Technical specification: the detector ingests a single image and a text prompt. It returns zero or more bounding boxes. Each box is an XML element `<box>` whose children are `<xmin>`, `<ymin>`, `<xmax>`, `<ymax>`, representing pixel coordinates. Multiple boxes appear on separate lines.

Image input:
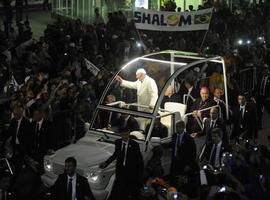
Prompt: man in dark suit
<box><xmin>4</xmin><ymin>105</ymin><xmax>33</xmax><ymax>172</ymax></box>
<box><xmin>31</xmin><ymin>107</ymin><xmax>54</xmax><ymax>165</ymax></box>
<box><xmin>199</xmin><ymin>128</ymin><xmax>231</xmax><ymax>169</ymax></box>
<box><xmin>51</xmin><ymin>157</ymin><xmax>96</xmax><ymax>200</ymax></box>
<box><xmin>99</xmin><ymin>127</ymin><xmax>144</xmax><ymax>200</ymax></box>
<box><xmin>145</xmin><ymin>117</ymin><xmax>168</xmax><ymax>138</ymax></box>
<box><xmin>116</xmin><ymin>113</ymin><xmax>140</xmax><ymax>132</ymax></box>
<box><xmin>191</xmin><ymin>107</ymin><xmax>228</xmax><ymax>145</ymax></box>
<box><xmin>170</xmin><ymin>120</ymin><xmax>197</xmax><ymax>178</ymax></box>
<box><xmin>212</xmin><ymin>87</ymin><xmax>230</xmax><ymax>122</ymax></box>
<box><xmin>170</xmin><ymin>121</ymin><xmax>198</xmax><ymax>198</ymax></box>
<box><xmin>231</xmin><ymin>94</ymin><xmax>258</xmax><ymax>140</ymax></box>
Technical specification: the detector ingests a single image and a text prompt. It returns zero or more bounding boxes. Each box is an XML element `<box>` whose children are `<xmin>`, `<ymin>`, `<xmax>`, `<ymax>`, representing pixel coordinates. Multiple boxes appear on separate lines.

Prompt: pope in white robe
<box><xmin>116</xmin><ymin>68</ymin><xmax>158</xmax><ymax>112</ymax></box>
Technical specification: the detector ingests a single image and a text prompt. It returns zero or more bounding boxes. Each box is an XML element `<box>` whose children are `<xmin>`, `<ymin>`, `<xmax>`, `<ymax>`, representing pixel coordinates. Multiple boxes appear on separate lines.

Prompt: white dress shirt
<box><xmin>67</xmin><ymin>174</ymin><xmax>77</xmax><ymax>200</ymax></box>
<box><xmin>15</xmin><ymin>117</ymin><xmax>23</xmax><ymax>144</ymax></box>
<box><xmin>122</xmin><ymin>140</ymin><xmax>129</xmax><ymax>166</ymax></box>
<box><xmin>37</xmin><ymin>118</ymin><xmax>43</xmax><ymax>131</ymax></box>
<box><xmin>240</xmin><ymin>103</ymin><xmax>246</xmax><ymax>118</ymax></box>
<box><xmin>210</xmin><ymin>119</ymin><xmax>217</xmax><ymax>129</ymax></box>
<box><xmin>209</xmin><ymin>141</ymin><xmax>222</xmax><ymax>168</ymax></box>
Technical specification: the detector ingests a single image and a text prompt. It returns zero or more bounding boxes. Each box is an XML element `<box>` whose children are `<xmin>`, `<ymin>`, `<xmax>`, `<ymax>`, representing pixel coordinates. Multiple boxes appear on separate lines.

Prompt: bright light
<box><xmin>136</xmin><ymin>42</ymin><xmax>142</xmax><ymax>47</ymax></box>
<box><xmin>87</xmin><ymin>170</ymin><xmax>100</xmax><ymax>183</ymax></box>
<box><xmin>173</xmin><ymin>193</ymin><xmax>178</xmax><ymax>199</ymax></box>
<box><xmin>203</xmin><ymin>165</ymin><xmax>207</xmax><ymax>169</ymax></box>
<box><xmin>44</xmin><ymin>160</ymin><xmax>53</xmax><ymax>172</ymax></box>
<box><xmin>237</xmin><ymin>39</ymin><xmax>243</xmax><ymax>45</ymax></box>
<box><xmin>246</xmin><ymin>40</ymin><xmax>251</xmax><ymax>44</ymax></box>
<box><xmin>218</xmin><ymin>186</ymin><xmax>226</xmax><ymax>193</ymax></box>
<box><xmin>135</xmin><ymin>0</ymin><xmax>148</xmax><ymax>9</ymax></box>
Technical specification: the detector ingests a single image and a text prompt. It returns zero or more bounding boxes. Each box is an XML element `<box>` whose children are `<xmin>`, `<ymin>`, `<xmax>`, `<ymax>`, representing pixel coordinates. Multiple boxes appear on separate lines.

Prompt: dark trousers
<box><xmin>109</xmin><ymin>168</ymin><xmax>140</xmax><ymax>200</ymax></box>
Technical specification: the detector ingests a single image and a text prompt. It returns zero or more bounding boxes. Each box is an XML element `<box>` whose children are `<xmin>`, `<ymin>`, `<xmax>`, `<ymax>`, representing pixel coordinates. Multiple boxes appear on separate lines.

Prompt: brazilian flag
<box><xmin>194</xmin><ymin>12</ymin><xmax>211</xmax><ymax>24</ymax></box>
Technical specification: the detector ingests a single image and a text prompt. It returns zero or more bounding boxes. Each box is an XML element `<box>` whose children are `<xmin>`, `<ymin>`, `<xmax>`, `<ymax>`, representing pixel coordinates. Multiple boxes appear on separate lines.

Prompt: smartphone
<box><xmin>218</xmin><ymin>186</ymin><xmax>226</xmax><ymax>193</ymax></box>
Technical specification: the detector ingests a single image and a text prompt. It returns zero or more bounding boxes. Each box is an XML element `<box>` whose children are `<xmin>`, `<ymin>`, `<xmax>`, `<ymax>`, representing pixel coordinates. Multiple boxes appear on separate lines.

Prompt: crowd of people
<box><xmin>0</xmin><ymin>0</ymin><xmax>270</xmax><ymax>200</ymax></box>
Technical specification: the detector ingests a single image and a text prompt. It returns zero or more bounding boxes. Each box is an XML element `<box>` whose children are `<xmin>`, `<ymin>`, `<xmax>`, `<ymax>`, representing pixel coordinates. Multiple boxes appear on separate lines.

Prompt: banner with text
<box><xmin>133</xmin><ymin>8</ymin><xmax>213</xmax><ymax>31</ymax></box>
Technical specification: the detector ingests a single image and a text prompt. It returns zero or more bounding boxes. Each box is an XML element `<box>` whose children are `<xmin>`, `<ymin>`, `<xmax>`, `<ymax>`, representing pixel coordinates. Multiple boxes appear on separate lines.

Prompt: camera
<box><xmin>259</xmin><ymin>175</ymin><xmax>264</xmax><ymax>181</ymax></box>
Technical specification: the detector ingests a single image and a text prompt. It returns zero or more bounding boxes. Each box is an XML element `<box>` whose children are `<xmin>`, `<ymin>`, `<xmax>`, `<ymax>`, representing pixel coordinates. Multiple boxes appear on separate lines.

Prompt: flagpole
<box><xmin>199</xmin><ymin>8</ymin><xmax>214</xmax><ymax>51</ymax></box>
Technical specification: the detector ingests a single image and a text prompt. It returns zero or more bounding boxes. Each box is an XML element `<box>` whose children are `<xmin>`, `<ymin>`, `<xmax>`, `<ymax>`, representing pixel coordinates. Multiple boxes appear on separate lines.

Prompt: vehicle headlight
<box><xmin>86</xmin><ymin>170</ymin><xmax>101</xmax><ymax>183</ymax></box>
<box><xmin>44</xmin><ymin>160</ymin><xmax>53</xmax><ymax>172</ymax></box>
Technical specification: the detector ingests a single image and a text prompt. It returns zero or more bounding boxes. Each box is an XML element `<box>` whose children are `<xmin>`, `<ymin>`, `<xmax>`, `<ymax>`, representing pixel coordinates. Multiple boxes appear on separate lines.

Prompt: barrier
<box><xmin>236</xmin><ymin>67</ymin><xmax>257</xmax><ymax>94</ymax></box>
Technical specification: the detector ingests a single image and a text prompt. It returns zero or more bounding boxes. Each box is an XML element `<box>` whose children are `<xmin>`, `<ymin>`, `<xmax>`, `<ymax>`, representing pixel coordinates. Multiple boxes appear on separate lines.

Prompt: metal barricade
<box><xmin>237</xmin><ymin>67</ymin><xmax>257</xmax><ymax>94</ymax></box>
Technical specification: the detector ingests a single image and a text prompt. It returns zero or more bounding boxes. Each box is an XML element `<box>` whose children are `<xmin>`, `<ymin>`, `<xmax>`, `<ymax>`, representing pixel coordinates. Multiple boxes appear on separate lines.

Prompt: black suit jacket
<box><xmin>160</xmin><ymin>93</ymin><xmax>182</xmax><ymax>109</ymax></box>
<box><xmin>170</xmin><ymin>132</ymin><xmax>198</xmax><ymax>175</ymax></box>
<box><xmin>51</xmin><ymin>173</ymin><xmax>96</xmax><ymax>200</ymax></box>
<box><xmin>213</xmin><ymin>98</ymin><xmax>230</xmax><ymax>122</ymax></box>
<box><xmin>186</xmin><ymin>87</ymin><xmax>199</xmax><ymax>113</ymax></box>
<box><xmin>199</xmin><ymin>141</ymin><xmax>231</xmax><ymax>168</ymax></box>
<box><xmin>188</xmin><ymin>98</ymin><xmax>216</xmax><ymax>132</ymax></box>
<box><xmin>6</xmin><ymin>117</ymin><xmax>33</xmax><ymax>155</ymax></box>
<box><xmin>191</xmin><ymin>98</ymin><xmax>216</xmax><ymax>119</ymax></box>
<box><xmin>117</xmin><ymin>116</ymin><xmax>140</xmax><ymax>132</ymax></box>
<box><xmin>231</xmin><ymin>102</ymin><xmax>258</xmax><ymax>139</ymax></box>
<box><xmin>104</xmin><ymin>139</ymin><xmax>144</xmax><ymax>183</ymax></box>
<box><xmin>31</xmin><ymin>119</ymin><xmax>54</xmax><ymax>162</ymax></box>
<box><xmin>197</xmin><ymin>118</ymin><xmax>228</xmax><ymax>145</ymax></box>
<box><xmin>145</xmin><ymin>123</ymin><xmax>168</xmax><ymax>139</ymax></box>
<box><xmin>98</xmin><ymin>110</ymin><xmax>118</xmax><ymax>129</ymax></box>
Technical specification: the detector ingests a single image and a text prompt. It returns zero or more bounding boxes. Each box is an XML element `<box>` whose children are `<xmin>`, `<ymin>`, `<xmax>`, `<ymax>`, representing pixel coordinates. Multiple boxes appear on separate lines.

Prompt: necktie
<box><xmin>240</xmin><ymin>108</ymin><xmax>244</xmax><ymax>119</ymax></box>
<box><xmin>174</xmin><ymin>134</ymin><xmax>180</xmax><ymax>157</ymax></box>
<box><xmin>209</xmin><ymin>144</ymin><xmax>217</xmax><ymax>166</ymax></box>
<box><xmin>35</xmin><ymin>123</ymin><xmax>39</xmax><ymax>150</ymax></box>
<box><xmin>15</xmin><ymin>120</ymin><xmax>20</xmax><ymax>145</ymax></box>
<box><xmin>210</xmin><ymin>121</ymin><xmax>214</xmax><ymax>129</ymax></box>
<box><xmin>67</xmin><ymin>178</ymin><xmax>73</xmax><ymax>200</ymax></box>
<box><xmin>260</xmin><ymin>76</ymin><xmax>267</xmax><ymax>95</ymax></box>
<box><xmin>121</xmin><ymin>143</ymin><xmax>126</xmax><ymax>166</ymax></box>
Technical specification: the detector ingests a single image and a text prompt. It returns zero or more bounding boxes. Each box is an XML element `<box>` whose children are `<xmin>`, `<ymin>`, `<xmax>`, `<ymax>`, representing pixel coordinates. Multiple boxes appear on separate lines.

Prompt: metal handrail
<box><xmin>184</xmin><ymin>105</ymin><xmax>221</xmax><ymax>130</ymax></box>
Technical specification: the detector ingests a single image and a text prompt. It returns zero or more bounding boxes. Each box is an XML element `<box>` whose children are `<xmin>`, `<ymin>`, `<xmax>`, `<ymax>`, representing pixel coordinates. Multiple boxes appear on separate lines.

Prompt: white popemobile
<box><xmin>41</xmin><ymin>50</ymin><xmax>230</xmax><ymax>200</ymax></box>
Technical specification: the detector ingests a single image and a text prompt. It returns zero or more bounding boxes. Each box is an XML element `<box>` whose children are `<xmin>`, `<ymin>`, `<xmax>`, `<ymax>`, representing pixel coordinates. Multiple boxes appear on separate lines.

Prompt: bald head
<box><xmin>200</xmin><ymin>87</ymin><xmax>209</xmax><ymax>101</ymax></box>
<box><xmin>210</xmin><ymin>107</ymin><xmax>218</xmax><ymax>120</ymax></box>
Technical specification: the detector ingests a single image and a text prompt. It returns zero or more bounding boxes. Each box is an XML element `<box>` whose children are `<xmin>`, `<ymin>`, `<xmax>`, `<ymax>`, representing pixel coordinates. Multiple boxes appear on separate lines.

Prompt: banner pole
<box><xmin>199</xmin><ymin>8</ymin><xmax>214</xmax><ymax>51</ymax></box>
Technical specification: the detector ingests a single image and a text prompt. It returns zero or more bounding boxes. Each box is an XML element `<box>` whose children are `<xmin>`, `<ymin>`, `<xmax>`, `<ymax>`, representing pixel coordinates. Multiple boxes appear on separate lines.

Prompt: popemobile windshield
<box><xmin>41</xmin><ymin>50</ymin><xmax>229</xmax><ymax>200</ymax></box>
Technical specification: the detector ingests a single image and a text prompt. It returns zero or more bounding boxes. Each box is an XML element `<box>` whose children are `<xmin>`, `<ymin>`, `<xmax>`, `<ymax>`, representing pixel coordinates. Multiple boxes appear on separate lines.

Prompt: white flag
<box><xmin>84</xmin><ymin>58</ymin><xmax>100</xmax><ymax>76</ymax></box>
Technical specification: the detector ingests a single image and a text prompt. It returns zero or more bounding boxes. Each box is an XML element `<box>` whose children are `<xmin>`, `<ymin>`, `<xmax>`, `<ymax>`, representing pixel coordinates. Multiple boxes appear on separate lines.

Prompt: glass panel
<box><xmin>92</xmin><ymin>109</ymin><xmax>151</xmax><ymax>141</ymax></box>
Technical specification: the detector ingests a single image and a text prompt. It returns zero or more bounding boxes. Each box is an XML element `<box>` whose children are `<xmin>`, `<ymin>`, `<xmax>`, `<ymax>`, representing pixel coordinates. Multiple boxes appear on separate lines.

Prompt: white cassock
<box><xmin>121</xmin><ymin>75</ymin><xmax>158</xmax><ymax>112</ymax></box>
